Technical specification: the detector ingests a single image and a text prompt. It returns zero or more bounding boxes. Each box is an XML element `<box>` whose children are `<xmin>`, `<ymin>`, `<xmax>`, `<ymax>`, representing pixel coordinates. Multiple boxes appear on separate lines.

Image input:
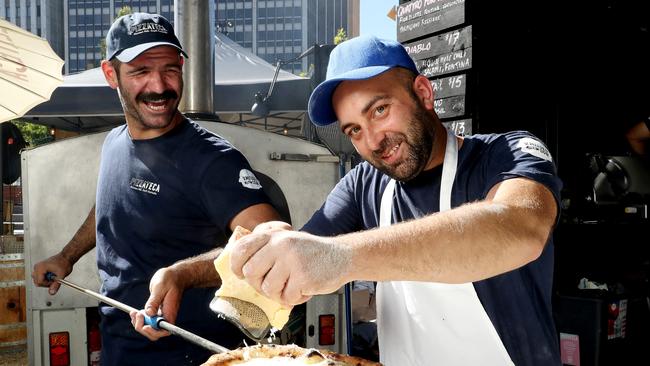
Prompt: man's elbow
<box><xmin>521</xmin><ymin>212</ymin><xmax>555</xmax><ymax>264</ymax></box>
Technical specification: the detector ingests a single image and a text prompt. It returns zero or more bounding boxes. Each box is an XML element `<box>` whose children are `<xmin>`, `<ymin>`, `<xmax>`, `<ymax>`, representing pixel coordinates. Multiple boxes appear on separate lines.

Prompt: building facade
<box><xmin>0</xmin><ymin>0</ymin><xmax>65</xmax><ymax>60</ymax></box>
<box><xmin>217</xmin><ymin>0</ymin><xmax>359</xmax><ymax>74</ymax></box>
<box><xmin>3</xmin><ymin>0</ymin><xmax>358</xmax><ymax>75</ymax></box>
<box><xmin>65</xmin><ymin>0</ymin><xmax>173</xmax><ymax>73</ymax></box>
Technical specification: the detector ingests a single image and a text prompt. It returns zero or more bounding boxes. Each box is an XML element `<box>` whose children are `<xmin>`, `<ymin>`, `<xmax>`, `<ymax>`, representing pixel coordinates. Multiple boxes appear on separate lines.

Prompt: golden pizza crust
<box><xmin>201</xmin><ymin>344</ymin><xmax>381</xmax><ymax>365</ymax></box>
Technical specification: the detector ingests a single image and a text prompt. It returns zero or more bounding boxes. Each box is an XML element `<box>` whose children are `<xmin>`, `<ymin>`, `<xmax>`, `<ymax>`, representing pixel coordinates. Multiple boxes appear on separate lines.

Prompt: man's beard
<box><xmin>368</xmin><ymin>101</ymin><xmax>435</xmax><ymax>182</ymax></box>
<box><xmin>117</xmin><ymin>80</ymin><xmax>182</xmax><ymax>130</ymax></box>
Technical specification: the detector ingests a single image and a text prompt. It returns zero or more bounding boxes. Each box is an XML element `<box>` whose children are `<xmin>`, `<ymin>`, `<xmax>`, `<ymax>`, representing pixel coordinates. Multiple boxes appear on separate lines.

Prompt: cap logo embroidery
<box><xmin>128</xmin><ymin>22</ymin><xmax>168</xmax><ymax>36</ymax></box>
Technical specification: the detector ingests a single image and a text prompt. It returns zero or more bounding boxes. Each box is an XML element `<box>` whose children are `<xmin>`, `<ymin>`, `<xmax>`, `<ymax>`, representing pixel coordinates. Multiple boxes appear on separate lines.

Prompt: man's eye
<box><xmin>346</xmin><ymin>127</ymin><xmax>361</xmax><ymax>137</ymax></box>
<box><xmin>374</xmin><ymin>105</ymin><xmax>387</xmax><ymax>117</ymax></box>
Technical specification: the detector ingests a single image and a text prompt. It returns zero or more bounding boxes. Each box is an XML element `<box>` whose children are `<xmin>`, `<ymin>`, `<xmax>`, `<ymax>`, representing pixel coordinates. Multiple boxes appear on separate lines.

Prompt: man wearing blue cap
<box><xmin>32</xmin><ymin>13</ymin><xmax>281</xmax><ymax>365</ymax></box>
<box><xmin>229</xmin><ymin>35</ymin><xmax>563</xmax><ymax>365</ymax></box>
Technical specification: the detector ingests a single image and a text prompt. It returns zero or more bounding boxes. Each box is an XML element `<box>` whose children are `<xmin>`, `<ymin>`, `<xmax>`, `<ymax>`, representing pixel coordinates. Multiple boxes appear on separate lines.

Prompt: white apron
<box><xmin>376</xmin><ymin>128</ymin><xmax>514</xmax><ymax>366</ymax></box>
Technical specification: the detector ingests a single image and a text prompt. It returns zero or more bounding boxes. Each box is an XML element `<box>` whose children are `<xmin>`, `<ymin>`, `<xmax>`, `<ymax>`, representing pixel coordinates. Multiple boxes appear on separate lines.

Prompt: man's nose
<box><xmin>365</xmin><ymin>128</ymin><xmax>386</xmax><ymax>152</ymax></box>
<box><xmin>147</xmin><ymin>72</ymin><xmax>167</xmax><ymax>92</ymax></box>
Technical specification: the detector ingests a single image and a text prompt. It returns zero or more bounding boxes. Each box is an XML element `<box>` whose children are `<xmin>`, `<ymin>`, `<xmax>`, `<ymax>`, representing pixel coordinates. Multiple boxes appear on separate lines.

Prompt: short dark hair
<box><xmin>110</xmin><ymin>59</ymin><xmax>122</xmax><ymax>77</ymax></box>
<box><xmin>393</xmin><ymin>67</ymin><xmax>420</xmax><ymax>102</ymax></box>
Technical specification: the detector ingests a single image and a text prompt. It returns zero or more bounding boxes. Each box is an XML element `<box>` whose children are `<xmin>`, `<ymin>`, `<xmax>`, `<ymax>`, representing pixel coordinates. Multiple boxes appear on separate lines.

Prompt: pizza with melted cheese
<box><xmin>201</xmin><ymin>344</ymin><xmax>381</xmax><ymax>366</ymax></box>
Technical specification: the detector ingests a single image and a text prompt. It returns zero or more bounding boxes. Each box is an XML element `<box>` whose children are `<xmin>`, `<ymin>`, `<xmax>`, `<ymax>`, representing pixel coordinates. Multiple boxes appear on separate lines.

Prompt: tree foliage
<box><xmin>334</xmin><ymin>28</ymin><xmax>348</xmax><ymax>45</ymax></box>
<box><xmin>12</xmin><ymin>120</ymin><xmax>50</xmax><ymax>147</ymax></box>
<box><xmin>99</xmin><ymin>6</ymin><xmax>133</xmax><ymax>60</ymax></box>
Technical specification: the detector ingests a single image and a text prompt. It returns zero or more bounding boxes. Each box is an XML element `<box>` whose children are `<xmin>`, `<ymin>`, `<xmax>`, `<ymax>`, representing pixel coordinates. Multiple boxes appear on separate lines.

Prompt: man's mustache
<box><xmin>137</xmin><ymin>90</ymin><xmax>178</xmax><ymax>103</ymax></box>
<box><xmin>373</xmin><ymin>135</ymin><xmax>403</xmax><ymax>158</ymax></box>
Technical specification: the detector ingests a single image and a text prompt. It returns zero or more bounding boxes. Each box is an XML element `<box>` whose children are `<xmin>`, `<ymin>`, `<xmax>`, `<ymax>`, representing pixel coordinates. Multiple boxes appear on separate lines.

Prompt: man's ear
<box><xmin>101</xmin><ymin>60</ymin><xmax>119</xmax><ymax>90</ymax></box>
<box><xmin>412</xmin><ymin>75</ymin><xmax>435</xmax><ymax>111</ymax></box>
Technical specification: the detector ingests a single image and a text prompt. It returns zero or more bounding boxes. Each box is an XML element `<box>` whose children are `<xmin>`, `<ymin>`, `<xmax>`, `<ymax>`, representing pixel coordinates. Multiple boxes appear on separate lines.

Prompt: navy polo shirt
<box><xmin>95</xmin><ymin>119</ymin><xmax>270</xmax><ymax>365</ymax></box>
<box><xmin>302</xmin><ymin>130</ymin><xmax>563</xmax><ymax>366</ymax></box>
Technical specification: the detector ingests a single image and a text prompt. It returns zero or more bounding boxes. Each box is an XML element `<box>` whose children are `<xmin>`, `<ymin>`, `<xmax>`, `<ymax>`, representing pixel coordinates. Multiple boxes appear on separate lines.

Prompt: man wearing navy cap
<box><xmin>229</xmin><ymin>35</ymin><xmax>563</xmax><ymax>365</ymax></box>
<box><xmin>32</xmin><ymin>13</ymin><xmax>281</xmax><ymax>365</ymax></box>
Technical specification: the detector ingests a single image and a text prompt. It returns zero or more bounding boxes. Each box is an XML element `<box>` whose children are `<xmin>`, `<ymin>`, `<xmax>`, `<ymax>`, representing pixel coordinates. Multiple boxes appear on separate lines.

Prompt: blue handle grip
<box><xmin>144</xmin><ymin>315</ymin><xmax>164</xmax><ymax>330</ymax></box>
<box><xmin>45</xmin><ymin>272</ymin><xmax>56</xmax><ymax>282</ymax></box>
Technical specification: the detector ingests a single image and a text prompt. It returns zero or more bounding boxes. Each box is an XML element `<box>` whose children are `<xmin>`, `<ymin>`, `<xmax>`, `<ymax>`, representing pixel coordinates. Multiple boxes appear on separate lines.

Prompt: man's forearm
<box><xmin>60</xmin><ymin>206</ymin><xmax>97</xmax><ymax>264</ymax></box>
<box><xmin>340</xmin><ymin>179</ymin><xmax>557</xmax><ymax>284</ymax></box>
<box><xmin>168</xmin><ymin>247</ymin><xmax>224</xmax><ymax>288</ymax></box>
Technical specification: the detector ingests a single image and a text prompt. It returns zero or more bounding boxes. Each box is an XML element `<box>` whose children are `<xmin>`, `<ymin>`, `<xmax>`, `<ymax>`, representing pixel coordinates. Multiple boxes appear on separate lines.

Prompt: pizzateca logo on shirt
<box><xmin>238</xmin><ymin>169</ymin><xmax>262</xmax><ymax>190</ymax></box>
<box><xmin>129</xmin><ymin>177</ymin><xmax>160</xmax><ymax>195</ymax></box>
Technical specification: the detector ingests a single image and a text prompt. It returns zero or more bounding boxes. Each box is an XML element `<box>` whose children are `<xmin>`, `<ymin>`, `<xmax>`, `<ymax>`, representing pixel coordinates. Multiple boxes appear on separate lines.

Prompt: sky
<box><xmin>360</xmin><ymin>0</ymin><xmax>398</xmax><ymax>40</ymax></box>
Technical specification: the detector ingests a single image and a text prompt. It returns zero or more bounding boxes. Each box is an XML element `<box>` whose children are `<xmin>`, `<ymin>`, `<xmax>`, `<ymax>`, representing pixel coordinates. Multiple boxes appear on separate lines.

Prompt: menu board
<box><xmin>397</xmin><ymin>0</ymin><xmax>466</xmax><ymax>43</ymax></box>
<box><xmin>399</xmin><ymin>3</ymin><xmax>471</xmax><ymax>135</ymax></box>
<box><xmin>443</xmin><ymin>119</ymin><xmax>472</xmax><ymax>136</ymax></box>
<box><xmin>430</xmin><ymin>74</ymin><xmax>466</xmax><ymax>99</ymax></box>
<box><xmin>404</xmin><ymin>26</ymin><xmax>471</xmax><ymax>60</ymax></box>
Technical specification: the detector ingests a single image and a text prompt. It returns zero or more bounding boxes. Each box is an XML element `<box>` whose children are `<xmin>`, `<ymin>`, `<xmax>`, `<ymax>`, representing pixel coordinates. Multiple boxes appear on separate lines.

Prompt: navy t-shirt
<box><xmin>302</xmin><ymin>131</ymin><xmax>563</xmax><ymax>366</ymax></box>
<box><xmin>95</xmin><ymin>119</ymin><xmax>270</xmax><ymax>365</ymax></box>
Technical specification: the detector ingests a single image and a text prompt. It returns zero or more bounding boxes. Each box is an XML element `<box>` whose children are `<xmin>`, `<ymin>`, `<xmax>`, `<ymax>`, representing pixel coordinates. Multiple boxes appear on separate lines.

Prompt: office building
<box><xmin>217</xmin><ymin>0</ymin><xmax>359</xmax><ymax>73</ymax></box>
<box><xmin>0</xmin><ymin>0</ymin><xmax>65</xmax><ymax>60</ymax></box>
<box><xmin>3</xmin><ymin>1</ymin><xmax>359</xmax><ymax>75</ymax></box>
<box><xmin>65</xmin><ymin>0</ymin><xmax>173</xmax><ymax>73</ymax></box>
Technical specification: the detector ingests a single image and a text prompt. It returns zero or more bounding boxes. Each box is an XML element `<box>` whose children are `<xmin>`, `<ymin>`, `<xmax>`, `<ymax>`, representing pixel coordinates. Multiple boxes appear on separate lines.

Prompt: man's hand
<box><xmin>130</xmin><ymin>267</ymin><xmax>185</xmax><ymax>341</ymax></box>
<box><xmin>129</xmin><ymin>309</ymin><xmax>169</xmax><ymax>341</ymax></box>
<box><xmin>252</xmin><ymin>220</ymin><xmax>292</xmax><ymax>233</ymax></box>
<box><xmin>229</xmin><ymin>230</ymin><xmax>352</xmax><ymax>306</ymax></box>
<box><xmin>31</xmin><ymin>253</ymin><xmax>74</xmax><ymax>295</ymax></box>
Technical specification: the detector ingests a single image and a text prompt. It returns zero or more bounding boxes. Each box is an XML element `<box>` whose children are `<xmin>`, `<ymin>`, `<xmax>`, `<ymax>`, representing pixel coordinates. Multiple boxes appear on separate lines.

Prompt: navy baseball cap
<box><xmin>106</xmin><ymin>12</ymin><xmax>187</xmax><ymax>62</ymax></box>
<box><xmin>308</xmin><ymin>35</ymin><xmax>418</xmax><ymax>126</ymax></box>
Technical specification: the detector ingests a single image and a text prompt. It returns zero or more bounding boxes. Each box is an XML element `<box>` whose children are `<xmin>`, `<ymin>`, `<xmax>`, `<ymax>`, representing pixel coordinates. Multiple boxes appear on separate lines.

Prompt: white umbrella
<box><xmin>0</xmin><ymin>19</ymin><xmax>64</xmax><ymax>122</ymax></box>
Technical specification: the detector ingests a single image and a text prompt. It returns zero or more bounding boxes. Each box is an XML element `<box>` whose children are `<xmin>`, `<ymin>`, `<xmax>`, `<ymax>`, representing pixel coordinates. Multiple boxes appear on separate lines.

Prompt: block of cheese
<box><xmin>214</xmin><ymin>226</ymin><xmax>292</xmax><ymax>330</ymax></box>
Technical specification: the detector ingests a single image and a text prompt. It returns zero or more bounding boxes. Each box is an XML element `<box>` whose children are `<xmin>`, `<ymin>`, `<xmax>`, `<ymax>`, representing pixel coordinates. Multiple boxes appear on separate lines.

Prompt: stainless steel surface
<box><xmin>209</xmin><ymin>296</ymin><xmax>272</xmax><ymax>342</ymax></box>
<box><xmin>176</xmin><ymin>0</ymin><xmax>215</xmax><ymax>115</ymax></box>
<box><xmin>23</xmin><ymin>131</ymin><xmax>106</xmax><ymax>311</ymax></box>
<box><xmin>23</xmin><ymin>124</ymin><xmax>336</xmax><ymax>310</ymax></box>
<box><xmin>305</xmin><ymin>292</ymin><xmax>346</xmax><ymax>352</ymax></box>
<box><xmin>22</xmin><ymin>121</ymin><xmax>339</xmax><ymax>363</ymax></box>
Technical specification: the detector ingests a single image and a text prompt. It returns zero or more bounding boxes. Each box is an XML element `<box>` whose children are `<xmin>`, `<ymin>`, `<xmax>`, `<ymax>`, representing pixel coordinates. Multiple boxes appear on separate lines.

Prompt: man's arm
<box><xmin>345</xmin><ymin>177</ymin><xmax>557</xmax><ymax>284</ymax></box>
<box><xmin>133</xmin><ymin>203</ymin><xmax>281</xmax><ymax>341</ymax></box>
<box><xmin>31</xmin><ymin>205</ymin><xmax>96</xmax><ymax>295</ymax></box>
<box><xmin>161</xmin><ymin>202</ymin><xmax>281</xmax><ymax>290</ymax></box>
<box><xmin>231</xmin><ymin>178</ymin><xmax>558</xmax><ymax>305</ymax></box>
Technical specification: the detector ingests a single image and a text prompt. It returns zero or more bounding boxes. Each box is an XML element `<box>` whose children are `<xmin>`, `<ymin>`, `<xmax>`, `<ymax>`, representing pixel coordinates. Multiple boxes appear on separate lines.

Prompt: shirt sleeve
<box><xmin>199</xmin><ymin>149</ymin><xmax>271</xmax><ymax>231</ymax></box>
<box><xmin>301</xmin><ymin>165</ymin><xmax>364</xmax><ymax>236</ymax></box>
<box><xmin>483</xmin><ymin>131</ymin><xmax>563</xmax><ymax>205</ymax></box>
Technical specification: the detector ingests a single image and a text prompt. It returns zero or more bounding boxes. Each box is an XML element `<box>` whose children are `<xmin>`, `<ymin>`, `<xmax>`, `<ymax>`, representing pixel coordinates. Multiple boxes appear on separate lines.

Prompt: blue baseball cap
<box><xmin>308</xmin><ymin>35</ymin><xmax>418</xmax><ymax>126</ymax></box>
<box><xmin>106</xmin><ymin>13</ymin><xmax>187</xmax><ymax>62</ymax></box>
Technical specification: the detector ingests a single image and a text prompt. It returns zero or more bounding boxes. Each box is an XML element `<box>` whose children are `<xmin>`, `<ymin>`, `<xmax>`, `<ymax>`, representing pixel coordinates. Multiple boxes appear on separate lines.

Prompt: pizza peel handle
<box><xmin>44</xmin><ymin>272</ymin><xmax>230</xmax><ymax>354</ymax></box>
